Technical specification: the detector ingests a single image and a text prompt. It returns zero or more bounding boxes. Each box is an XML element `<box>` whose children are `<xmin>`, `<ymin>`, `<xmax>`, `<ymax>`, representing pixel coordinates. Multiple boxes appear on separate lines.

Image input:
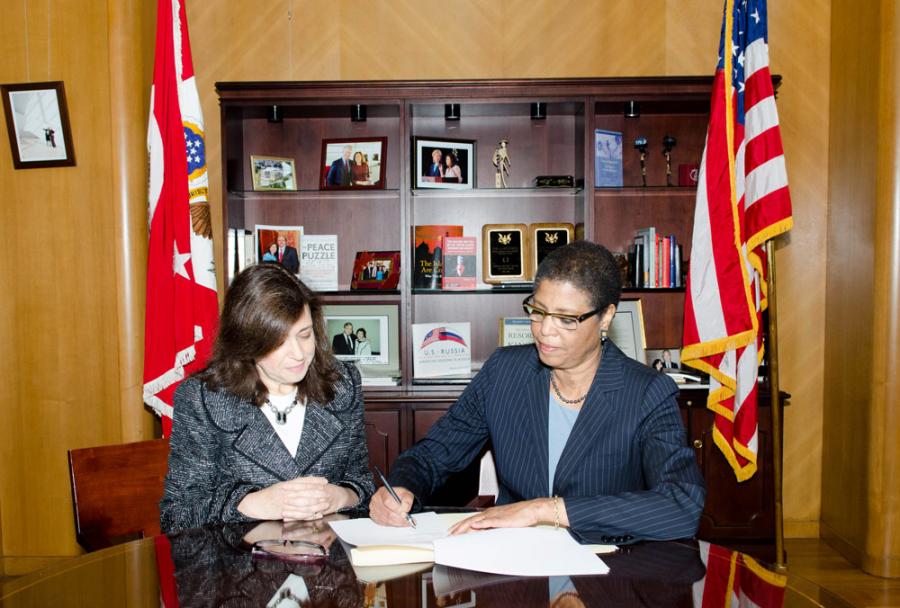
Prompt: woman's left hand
<box><xmin>281</xmin><ymin>476</ymin><xmax>358</xmax><ymax>521</ymax></box>
<box><xmin>448</xmin><ymin>498</ymin><xmax>557</xmax><ymax>535</ymax></box>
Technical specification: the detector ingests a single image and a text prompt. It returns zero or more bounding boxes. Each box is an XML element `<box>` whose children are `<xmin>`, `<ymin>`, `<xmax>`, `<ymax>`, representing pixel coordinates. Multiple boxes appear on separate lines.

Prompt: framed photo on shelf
<box><xmin>323</xmin><ymin>304</ymin><xmax>400</xmax><ymax>377</ymax></box>
<box><xmin>646</xmin><ymin>347</ymin><xmax>681</xmax><ymax>371</ymax></box>
<box><xmin>529</xmin><ymin>223</ymin><xmax>574</xmax><ymax>271</ymax></box>
<box><xmin>608</xmin><ymin>299</ymin><xmax>646</xmax><ymax>364</ymax></box>
<box><xmin>482</xmin><ymin>223</ymin><xmax>530</xmax><ymax>284</ymax></box>
<box><xmin>319</xmin><ymin>137</ymin><xmax>387</xmax><ymax>190</ymax></box>
<box><xmin>254</xmin><ymin>224</ymin><xmax>303</xmax><ymax>275</ymax></box>
<box><xmin>1</xmin><ymin>81</ymin><xmax>75</xmax><ymax>169</ymax></box>
<box><xmin>350</xmin><ymin>250</ymin><xmax>401</xmax><ymax>290</ymax></box>
<box><xmin>413</xmin><ymin>136</ymin><xmax>475</xmax><ymax>189</ymax></box>
<box><xmin>250</xmin><ymin>155</ymin><xmax>297</xmax><ymax>191</ymax></box>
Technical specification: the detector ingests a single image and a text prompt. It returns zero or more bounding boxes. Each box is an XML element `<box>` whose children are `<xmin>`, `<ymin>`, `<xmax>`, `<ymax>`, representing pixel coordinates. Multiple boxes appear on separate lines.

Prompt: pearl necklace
<box><xmin>550</xmin><ymin>372</ymin><xmax>588</xmax><ymax>405</ymax></box>
<box><xmin>265</xmin><ymin>392</ymin><xmax>300</xmax><ymax>425</ymax></box>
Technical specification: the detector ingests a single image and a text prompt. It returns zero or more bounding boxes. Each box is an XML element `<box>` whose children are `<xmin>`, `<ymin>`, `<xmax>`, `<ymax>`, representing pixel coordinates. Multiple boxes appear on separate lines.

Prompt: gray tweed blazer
<box><xmin>160</xmin><ymin>361</ymin><xmax>375</xmax><ymax>534</ymax></box>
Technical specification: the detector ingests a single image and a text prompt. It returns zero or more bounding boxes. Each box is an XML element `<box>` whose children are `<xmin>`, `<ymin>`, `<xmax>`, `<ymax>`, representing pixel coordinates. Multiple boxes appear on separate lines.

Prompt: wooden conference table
<box><xmin>1</xmin><ymin>515</ymin><xmax>850</xmax><ymax>608</ymax></box>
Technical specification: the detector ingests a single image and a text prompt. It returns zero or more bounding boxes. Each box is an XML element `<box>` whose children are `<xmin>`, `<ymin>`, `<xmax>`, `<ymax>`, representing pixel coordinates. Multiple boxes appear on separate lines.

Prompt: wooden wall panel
<box><xmin>822</xmin><ymin>0</ymin><xmax>879</xmax><ymax>566</ymax></box>
<box><xmin>0</xmin><ymin>0</ymin><xmax>131</xmax><ymax>562</ymax></box>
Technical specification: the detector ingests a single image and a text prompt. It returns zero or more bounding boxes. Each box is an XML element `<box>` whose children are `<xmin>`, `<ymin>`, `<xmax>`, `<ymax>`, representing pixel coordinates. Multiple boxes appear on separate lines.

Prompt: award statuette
<box><xmin>634</xmin><ymin>137</ymin><xmax>649</xmax><ymax>187</ymax></box>
<box><xmin>492</xmin><ymin>139</ymin><xmax>511</xmax><ymax>188</ymax></box>
<box><xmin>662</xmin><ymin>134</ymin><xmax>677</xmax><ymax>186</ymax></box>
<box><xmin>529</xmin><ymin>223</ymin><xmax>574</xmax><ymax>271</ymax></box>
<box><xmin>482</xmin><ymin>223</ymin><xmax>530</xmax><ymax>284</ymax></box>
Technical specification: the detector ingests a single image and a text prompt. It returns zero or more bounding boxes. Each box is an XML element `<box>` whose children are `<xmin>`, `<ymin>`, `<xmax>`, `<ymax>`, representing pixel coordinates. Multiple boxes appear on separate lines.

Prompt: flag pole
<box><xmin>766</xmin><ymin>242</ymin><xmax>786</xmax><ymax>570</ymax></box>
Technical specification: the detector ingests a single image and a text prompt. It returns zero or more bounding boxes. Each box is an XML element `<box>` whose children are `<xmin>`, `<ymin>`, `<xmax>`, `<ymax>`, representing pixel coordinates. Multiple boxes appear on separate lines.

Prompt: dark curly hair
<box><xmin>197</xmin><ymin>263</ymin><xmax>340</xmax><ymax>406</ymax></box>
<box><xmin>533</xmin><ymin>240</ymin><xmax>621</xmax><ymax>311</ymax></box>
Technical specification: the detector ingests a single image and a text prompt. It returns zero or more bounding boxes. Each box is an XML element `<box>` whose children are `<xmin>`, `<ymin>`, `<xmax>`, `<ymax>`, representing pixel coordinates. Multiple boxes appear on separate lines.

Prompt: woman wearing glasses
<box><xmin>370</xmin><ymin>240</ymin><xmax>704</xmax><ymax>544</ymax></box>
<box><xmin>160</xmin><ymin>263</ymin><xmax>375</xmax><ymax>534</ymax></box>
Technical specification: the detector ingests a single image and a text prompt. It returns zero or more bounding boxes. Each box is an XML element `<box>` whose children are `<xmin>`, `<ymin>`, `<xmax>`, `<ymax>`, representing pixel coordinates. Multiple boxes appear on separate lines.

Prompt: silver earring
<box><xmin>600</xmin><ymin>329</ymin><xmax>608</xmax><ymax>343</ymax></box>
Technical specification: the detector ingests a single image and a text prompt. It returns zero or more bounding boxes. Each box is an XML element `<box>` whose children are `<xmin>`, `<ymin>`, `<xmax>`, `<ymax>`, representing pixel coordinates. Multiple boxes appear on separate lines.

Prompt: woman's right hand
<box><xmin>238</xmin><ymin>476</ymin><xmax>334</xmax><ymax>521</ymax></box>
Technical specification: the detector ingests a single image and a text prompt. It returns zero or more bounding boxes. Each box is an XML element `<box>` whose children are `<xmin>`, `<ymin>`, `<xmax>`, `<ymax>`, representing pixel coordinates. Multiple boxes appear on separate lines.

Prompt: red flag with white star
<box><xmin>143</xmin><ymin>0</ymin><xmax>218</xmax><ymax>437</ymax></box>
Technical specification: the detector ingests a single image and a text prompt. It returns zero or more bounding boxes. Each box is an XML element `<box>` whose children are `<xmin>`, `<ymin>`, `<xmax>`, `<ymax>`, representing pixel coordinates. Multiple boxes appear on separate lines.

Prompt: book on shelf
<box><xmin>413</xmin><ymin>225</ymin><xmax>463</xmax><ymax>289</ymax></box>
<box><xmin>441</xmin><ymin>236</ymin><xmax>477</xmax><ymax>290</ymax></box>
<box><xmin>359</xmin><ymin>375</ymin><xmax>401</xmax><ymax>387</ymax></box>
<box><xmin>411</xmin><ymin>322</ymin><xmax>471</xmax><ymax>379</ymax></box>
<box><xmin>630</xmin><ymin>228</ymin><xmax>683</xmax><ymax>288</ymax></box>
<box><xmin>298</xmin><ymin>234</ymin><xmax>338</xmax><ymax>292</ymax></box>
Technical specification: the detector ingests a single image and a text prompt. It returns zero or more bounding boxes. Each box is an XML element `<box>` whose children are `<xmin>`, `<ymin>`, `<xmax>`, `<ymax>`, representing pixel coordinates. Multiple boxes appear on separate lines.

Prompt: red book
<box><xmin>413</xmin><ymin>225</ymin><xmax>463</xmax><ymax>289</ymax></box>
<box><xmin>442</xmin><ymin>236</ymin><xmax>477</xmax><ymax>290</ymax></box>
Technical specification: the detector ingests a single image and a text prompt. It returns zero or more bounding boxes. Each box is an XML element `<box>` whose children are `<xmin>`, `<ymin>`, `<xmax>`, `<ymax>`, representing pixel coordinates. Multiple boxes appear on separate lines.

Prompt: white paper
<box><xmin>328</xmin><ymin>512</ymin><xmax>447</xmax><ymax>549</ymax></box>
<box><xmin>432</xmin><ymin>527</ymin><xmax>609</xmax><ymax>577</ymax></box>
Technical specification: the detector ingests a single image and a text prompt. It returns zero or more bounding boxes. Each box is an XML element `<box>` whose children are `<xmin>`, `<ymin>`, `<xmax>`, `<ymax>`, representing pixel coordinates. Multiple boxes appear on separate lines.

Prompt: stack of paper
<box><xmin>328</xmin><ymin>513</ymin><xmax>610</xmax><ymax>577</ymax></box>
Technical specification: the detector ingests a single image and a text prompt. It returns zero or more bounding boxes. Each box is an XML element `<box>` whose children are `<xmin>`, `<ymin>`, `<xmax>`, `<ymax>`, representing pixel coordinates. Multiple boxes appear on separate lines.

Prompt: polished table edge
<box><xmin>1</xmin><ymin>526</ymin><xmax>852</xmax><ymax>608</ymax></box>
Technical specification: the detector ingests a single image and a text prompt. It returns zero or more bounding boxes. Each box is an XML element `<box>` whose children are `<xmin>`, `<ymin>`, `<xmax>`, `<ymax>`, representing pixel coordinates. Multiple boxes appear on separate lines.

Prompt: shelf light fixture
<box><xmin>530</xmin><ymin>102</ymin><xmax>546</xmax><ymax>120</ymax></box>
<box><xmin>444</xmin><ymin>103</ymin><xmax>461</xmax><ymax>121</ymax></box>
<box><xmin>624</xmin><ymin>100</ymin><xmax>640</xmax><ymax>118</ymax></box>
<box><xmin>266</xmin><ymin>105</ymin><xmax>283</xmax><ymax>123</ymax></box>
<box><xmin>351</xmin><ymin>104</ymin><xmax>367</xmax><ymax>122</ymax></box>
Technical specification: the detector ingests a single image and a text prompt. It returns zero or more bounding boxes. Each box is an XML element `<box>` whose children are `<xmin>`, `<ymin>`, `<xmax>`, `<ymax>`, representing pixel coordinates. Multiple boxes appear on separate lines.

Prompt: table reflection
<box><xmin>160</xmin><ymin>519</ymin><xmax>787</xmax><ymax>608</ymax></box>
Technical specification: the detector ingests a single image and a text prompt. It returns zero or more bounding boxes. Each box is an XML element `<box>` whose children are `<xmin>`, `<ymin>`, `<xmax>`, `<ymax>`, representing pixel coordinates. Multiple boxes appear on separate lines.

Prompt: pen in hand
<box><xmin>374</xmin><ymin>466</ymin><xmax>417</xmax><ymax>528</ymax></box>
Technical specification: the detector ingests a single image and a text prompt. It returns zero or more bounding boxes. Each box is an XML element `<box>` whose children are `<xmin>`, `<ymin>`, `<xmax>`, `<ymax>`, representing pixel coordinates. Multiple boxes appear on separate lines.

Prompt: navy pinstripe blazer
<box><xmin>160</xmin><ymin>361</ymin><xmax>375</xmax><ymax>534</ymax></box>
<box><xmin>388</xmin><ymin>341</ymin><xmax>706</xmax><ymax>543</ymax></box>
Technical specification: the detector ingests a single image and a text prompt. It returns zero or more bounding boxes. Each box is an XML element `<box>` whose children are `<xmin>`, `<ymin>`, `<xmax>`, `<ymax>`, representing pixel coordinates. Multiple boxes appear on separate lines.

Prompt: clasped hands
<box><xmin>368</xmin><ymin>486</ymin><xmax>565</xmax><ymax>534</ymax></box>
<box><xmin>238</xmin><ymin>476</ymin><xmax>358</xmax><ymax>522</ymax></box>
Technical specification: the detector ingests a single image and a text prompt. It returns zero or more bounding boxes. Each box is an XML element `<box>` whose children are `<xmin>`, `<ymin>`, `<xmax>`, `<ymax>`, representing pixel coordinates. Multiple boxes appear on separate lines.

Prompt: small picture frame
<box><xmin>255</xmin><ymin>224</ymin><xmax>304</xmax><ymax>275</ymax></box>
<box><xmin>250</xmin><ymin>155</ymin><xmax>297</xmax><ymax>191</ymax></box>
<box><xmin>482</xmin><ymin>223</ymin><xmax>530</xmax><ymax>284</ymax></box>
<box><xmin>646</xmin><ymin>347</ymin><xmax>681</xmax><ymax>371</ymax></box>
<box><xmin>413</xmin><ymin>136</ymin><xmax>475</xmax><ymax>189</ymax></box>
<box><xmin>1</xmin><ymin>81</ymin><xmax>75</xmax><ymax>169</ymax></box>
<box><xmin>319</xmin><ymin>137</ymin><xmax>387</xmax><ymax>190</ymax></box>
<box><xmin>350</xmin><ymin>250</ymin><xmax>401</xmax><ymax>290</ymax></box>
<box><xmin>608</xmin><ymin>299</ymin><xmax>646</xmax><ymax>364</ymax></box>
<box><xmin>529</xmin><ymin>223</ymin><xmax>574</xmax><ymax>272</ymax></box>
<box><xmin>323</xmin><ymin>304</ymin><xmax>400</xmax><ymax>377</ymax></box>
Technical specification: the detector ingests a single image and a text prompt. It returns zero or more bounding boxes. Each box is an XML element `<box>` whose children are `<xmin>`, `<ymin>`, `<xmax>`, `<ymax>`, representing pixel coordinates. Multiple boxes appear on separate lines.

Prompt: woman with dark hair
<box><xmin>440</xmin><ymin>152</ymin><xmax>462</xmax><ymax>183</ymax></box>
<box><xmin>160</xmin><ymin>263</ymin><xmax>375</xmax><ymax>534</ymax></box>
<box><xmin>350</xmin><ymin>151</ymin><xmax>369</xmax><ymax>185</ymax></box>
<box><xmin>354</xmin><ymin>328</ymin><xmax>372</xmax><ymax>357</ymax></box>
<box><xmin>370</xmin><ymin>240</ymin><xmax>705</xmax><ymax>544</ymax></box>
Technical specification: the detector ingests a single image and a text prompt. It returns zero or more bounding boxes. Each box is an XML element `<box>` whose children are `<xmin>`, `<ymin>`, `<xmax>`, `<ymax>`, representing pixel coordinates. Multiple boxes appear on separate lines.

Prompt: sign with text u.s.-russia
<box><xmin>411</xmin><ymin>322</ymin><xmax>471</xmax><ymax>378</ymax></box>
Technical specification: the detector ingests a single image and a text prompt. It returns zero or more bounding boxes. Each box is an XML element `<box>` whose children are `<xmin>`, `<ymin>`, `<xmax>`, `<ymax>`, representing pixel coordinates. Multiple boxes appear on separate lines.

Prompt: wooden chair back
<box><xmin>68</xmin><ymin>438</ymin><xmax>169</xmax><ymax>551</ymax></box>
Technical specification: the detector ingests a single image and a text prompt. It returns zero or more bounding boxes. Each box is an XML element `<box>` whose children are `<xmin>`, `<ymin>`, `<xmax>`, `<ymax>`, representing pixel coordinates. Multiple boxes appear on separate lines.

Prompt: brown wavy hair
<box><xmin>197</xmin><ymin>263</ymin><xmax>341</xmax><ymax>406</ymax></box>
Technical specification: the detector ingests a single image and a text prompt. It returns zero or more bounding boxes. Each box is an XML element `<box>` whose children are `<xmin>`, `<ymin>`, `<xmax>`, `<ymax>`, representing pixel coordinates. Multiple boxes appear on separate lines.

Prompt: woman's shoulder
<box><xmin>173</xmin><ymin>375</ymin><xmax>255</xmax><ymax>431</ymax></box>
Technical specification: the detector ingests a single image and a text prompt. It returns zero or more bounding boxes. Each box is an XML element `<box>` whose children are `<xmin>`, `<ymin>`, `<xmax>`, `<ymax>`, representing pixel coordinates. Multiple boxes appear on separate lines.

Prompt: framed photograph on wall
<box><xmin>319</xmin><ymin>137</ymin><xmax>387</xmax><ymax>189</ymax></box>
<box><xmin>250</xmin><ymin>155</ymin><xmax>297</xmax><ymax>191</ymax></box>
<box><xmin>413</xmin><ymin>136</ymin><xmax>475</xmax><ymax>189</ymax></box>
<box><xmin>350</xmin><ymin>250</ymin><xmax>401</xmax><ymax>290</ymax></box>
<box><xmin>323</xmin><ymin>303</ymin><xmax>400</xmax><ymax>378</ymax></box>
<box><xmin>1</xmin><ymin>81</ymin><xmax>75</xmax><ymax>169</ymax></box>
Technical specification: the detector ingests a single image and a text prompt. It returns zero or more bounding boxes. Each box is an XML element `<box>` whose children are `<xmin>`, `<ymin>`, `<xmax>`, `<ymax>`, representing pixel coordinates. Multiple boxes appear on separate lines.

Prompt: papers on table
<box><xmin>433</xmin><ymin>527</ymin><xmax>609</xmax><ymax>576</ymax></box>
<box><xmin>328</xmin><ymin>513</ymin><xmax>609</xmax><ymax>577</ymax></box>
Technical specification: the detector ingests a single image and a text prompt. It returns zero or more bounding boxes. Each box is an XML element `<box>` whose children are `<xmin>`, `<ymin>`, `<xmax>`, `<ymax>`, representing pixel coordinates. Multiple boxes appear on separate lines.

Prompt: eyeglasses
<box><xmin>251</xmin><ymin>539</ymin><xmax>328</xmax><ymax>562</ymax></box>
<box><xmin>522</xmin><ymin>296</ymin><xmax>602</xmax><ymax>331</ymax></box>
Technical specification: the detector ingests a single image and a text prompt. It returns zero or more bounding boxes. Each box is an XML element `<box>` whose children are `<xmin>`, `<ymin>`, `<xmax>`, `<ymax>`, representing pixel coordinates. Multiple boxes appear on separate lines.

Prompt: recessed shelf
<box><xmin>411</xmin><ymin>187</ymin><xmax>582</xmax><ymax>199</ymax></box>
<box><xmin>228</xmin><ymin>189</ymin><xmax>401</xmax><ymax>199</ymax></box>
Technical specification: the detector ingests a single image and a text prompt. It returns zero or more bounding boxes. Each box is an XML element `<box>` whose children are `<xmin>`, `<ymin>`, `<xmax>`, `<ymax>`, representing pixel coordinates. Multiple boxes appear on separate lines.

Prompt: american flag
<box><xmin>420</xmin><ymin>327</ymin><xmax>468</xmax><ymax>349</ymax></box>
<box><xmin>681</xmin><ymin>0</ymin><xmax>792</xmax><ymax>481</ymax></box>
<box><xmin>692</xmin><ymin>541</ymin><xmax>786</xmax><ymax>606</ymax></box>
<box><xmin>143</xmin><ymin>0</ymin><xmax>218</xmax><ymax>437</ymax></box>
